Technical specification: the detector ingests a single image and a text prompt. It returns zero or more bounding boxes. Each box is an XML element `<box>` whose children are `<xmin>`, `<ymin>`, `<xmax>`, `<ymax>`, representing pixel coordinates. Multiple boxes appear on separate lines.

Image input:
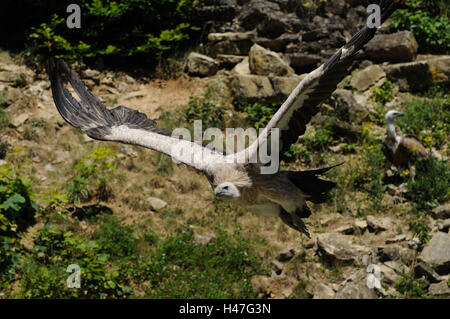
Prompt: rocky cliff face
<box><xmin>186</xmin><ymin>0</ymin><xmax>448</xmax><ymax>106</ymax></box>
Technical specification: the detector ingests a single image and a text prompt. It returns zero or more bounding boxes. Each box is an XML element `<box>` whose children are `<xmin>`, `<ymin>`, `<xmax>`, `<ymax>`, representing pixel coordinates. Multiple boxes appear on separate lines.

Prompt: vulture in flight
<box><xmin>48</xmin><ymin>0</ymin><xmax>397</xmax><ymax>238</ymax></box>
<box><xmin>382</xmin><ymin>110</ymin><xmax>428</xmax><ymax>176</ymax></box>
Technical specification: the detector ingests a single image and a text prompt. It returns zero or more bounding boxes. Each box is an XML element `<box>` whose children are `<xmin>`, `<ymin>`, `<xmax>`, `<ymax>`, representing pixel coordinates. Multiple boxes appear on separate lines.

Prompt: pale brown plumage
<box><xmin>382</xmin><ymin>110</ymin><xmax>428</xmax><ymax>172</ymax></box>
<box><xmin>48</xmin><ymin>0</ymin><xmax>397</xmax><ymax>238</ymax></box>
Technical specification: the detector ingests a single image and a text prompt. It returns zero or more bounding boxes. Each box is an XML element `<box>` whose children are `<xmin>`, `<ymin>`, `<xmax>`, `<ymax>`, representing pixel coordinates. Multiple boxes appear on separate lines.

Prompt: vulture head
<box><xmin>385</xmin><ymin>110</ymin><xmax>404</xmax><ymax>122</ymax></box>
<box><xmin>385</xmin><ymin>110</ymin><xmax>404</xmax><ymax>138</ymax></box>
<box><xmin>214</xmin><ymin>182</ymin><xmax>241</xmax><ymax>198</ymax></box>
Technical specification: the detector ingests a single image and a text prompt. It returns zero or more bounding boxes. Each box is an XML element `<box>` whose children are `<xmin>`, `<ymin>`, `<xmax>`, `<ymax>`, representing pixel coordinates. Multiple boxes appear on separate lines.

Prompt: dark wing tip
<box><xmin>47</xmin><ymin>59</ymin><xmax>166</xmax><ymax>140</ymax></box>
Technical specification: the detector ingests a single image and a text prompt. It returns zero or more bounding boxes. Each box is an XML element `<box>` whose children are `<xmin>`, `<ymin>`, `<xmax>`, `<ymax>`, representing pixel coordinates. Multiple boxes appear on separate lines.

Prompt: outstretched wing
<box><xmin>47</xmin><ymin>59</ymin><xmax>226</xmax><ymax>171</ymax></box>
<box><xmin>237</xmin><ymin>0</ymin><xmax>397</xmax><ymax>161</ymax></box>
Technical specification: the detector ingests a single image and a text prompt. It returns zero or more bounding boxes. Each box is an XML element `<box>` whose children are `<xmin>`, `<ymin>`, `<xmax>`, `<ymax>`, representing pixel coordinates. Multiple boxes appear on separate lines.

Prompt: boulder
<box><xmin>428</xmin><ymin>280</ymin><xmax>450</xmax><ymax>297</ymax></box>
<box><xmin>438</xmin><ymin>219</ymin><xmax>450</xmax><ymax>233</ymax></box>
<box><xmin>10</xmin><ymin>113</ymin><xmax>29</xmax><ymax>128</ymax></box>
<box><xmin>146</xmin><ymin>197</ymin><xmax>167</xmax><ymax>212</ymax></box>
<box><xmin>194</xmin><ymin>232</ymin><xmax>216</xmax><ymax>245</ymax></box>
<box><xmin>284</xmin><ymin>53</ymin><xmax>322</xmax><ymax>74</ymax></box>
<box><xmin>331</xmin><ymin>89</ymin><xmax>369</xmax><ymax>124</ymax></box>
<box><xmin>430</xmin><ymin>203</ymin><xmax>450</xmax><ymax>220</ymax></box>
<box><xmin>385</xmin><ymin>56</ymin><xmax>450</xmax><ymax>91</ymax></box>
<box><xmin>231</xmin><ymin>57</ymin><xmax>251</xmax><ymax>75</ymax></box>
<box><xmin>82</xmin><ymin>69</ymin><xmax>101</xmax><ymax>82</ymax></box>
<box><xmin>257</xmin><ymin>11</ymin><xmax>293</xmax><ymax>38</ymax></box>
<box><xmin>207</xmin><ymin>31</ymin><xmax>256</xmax><ymax>57</ymax></box>
<box><xmin>256</xmin><ymin>33</ymin><xmax>299</xmax><ymax>52</ymax></box>
<box><xmin>197</xmin><ymin>1</ymin><xmax>236</xmax><ymax>22</ymax></box>
<box><xmin>386</xmin><ymin>234</ymin><xmax>406</xmax><ymax>244</ymax></box>
<box><xmin>366</xmin><ymin>215</ymin><xmax>392</xmax><ymax>233</ymax></box>
<box><xmin>334</xmin><ymin>269</ymin><xmax>378</xmax><ymax>299</ymax></box>
<box><xmin>350</xmin><ymin>65</ymin><xmax>386</xmax><ymax>91</ymax></box>
<box><xmin>277</xmin><ymin>248</ymin><xmax>295</xmax><ymax>262</ymax></box>
<box><xmin>324</xmin><ymin>1</ymin><xmax>348</xmax><ymax>17</ymax></box>
<box><xmin>270</xmin><ymin>260</ymin><xmax>283</xmax><ymax>275</ymax></box>
<box><xmin>419</xmin><ymin>232</ymin><xmax>450</xmax><ymax>275</ymax></box>
<box><xmin>335</xmin><ymin>224</ymin><xmax>355</xmax><ymax>235</ymax></box>
<box><xmin>0</xmin><ymin>63</ymin><xmax>34</xmax><ymax>87</ymax></box>
<box><xmin>238</xmin><ymin>0</ymin><xmax>280</xmax><ymax>31</ymax></box>
<box><xmin>364</xmin><ymin>31</ymin><xmax>418</xmax><ymax>63</ymax></box>
<box><xmin>377</xmin><ymin>245</ymin><xmax>400</xmax><ymax>262</ymax></box>
<box><xmin>186</xmin><ymin>52</ymin><xmax>218</xmax><ymax>77</ymax></box>
<box><xmin>269</xmin><ymin>75</ymin><xmax>302</xmax><ymax>99</ymax></box>
<box><xmin>380</xmin><ymin>262</ymin><xmax>400</xmax><ymax>284</ymax></box>
<box><xmin>249</xmin><ymin>44</ymin><xmax>295</xmax><ymax>76</ymax></box>
<box><xmin>414</xmin><ymin>261</ymin><xmax>442</xmax><ymax>284</ymax></box>
<box><xmin>1</xmin><ymin>86</ymin><xmax>22</xmax><ymax>106</ymax></box>
<box><xmin>354</xmin><ymin>220</ymin><xmax>368</xmax><ymax>233</ymax></box>
<box><xmin>313</xmin><ymin>283</ymin><xmax>335</xmax><ymax>299</ymax></box>
<box><xmin>316</xmin><ymin>232</ymin><xmax>358</xmax><ymax>264</ymax></box>
<box><xmin>215</xmin><ymin>55</ymin><xmax>246</xmax><ymax>70</ymax></box>
<box><xmin>230</xmin><ymin>74</ymin><xmax>274</xmax><ymax>101</ymax></box>
<box><xmin>421</xmin><ymin>55</ymin><xmax>450</xmax><ymax>85</ymax></box>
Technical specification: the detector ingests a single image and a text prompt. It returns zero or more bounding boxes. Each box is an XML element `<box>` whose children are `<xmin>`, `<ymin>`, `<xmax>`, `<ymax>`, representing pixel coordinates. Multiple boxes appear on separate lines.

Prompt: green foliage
<box><xmin>372</xmin><ymin>80</ymin><xmax>395</xmax><ymax>105</ymax></box>
<box><xmin>26</xmin><ymin>0</ymin><xmax>200</xmax><ymax>64</ymax></box>
<box><xmin>284</xmin><ymin>121</ymin><xmax>335</xmax><ymax>164</ymax></box>
<box><xmin>67</xmin><ymin>148</ymin><xmax>116</xmax><ymax>204</ymax></box>
<box><xmin>410</xmin><ymin>211</ymin><xmax>429</xmax><ymax>244</ymax></box>
<box><xmin>93</xmin><ymin>214</ymin><xmax>139</xmax><ymax>260</ymax></box>
<box><xmin>153</xmin><ymin>153</ymin><xmax>174</xmax><ymax>176</ymax></box>
<box><xmin>0</xmin><ymin>93</ymin><xmax>7</xmax><ymax>108</ymax></box>
<box><xmin>397</xmin><ymin>88</ymin><xmax>449</xmax><ymax>148</ymax></box>
<box><xmin>407</xmin><ymin>157</ymin><xmax>450</xmax><ymax>210</ymax></box>
<box><xmin>0</xmin><ymin>108</ymin><xmax>9</xmax><ymax>130</ymax></box>
<box><xmin>18</xmin><ymin>223</ymin><xmax>132</xmax><ymax>298</ymax></box>
<box><xmin>362</xmin><ymin>144</ymin><xmax>386</xmax><ymax>202</ymax></box>
<box><xmin>395</xmin><ymin>269</ymin><xmax>431</xmax><ymax>299</ymax></box>
<box><xmin>242</xmin><ymin>102</ymin><xmax>275</xmax><ymax>130</ymax></box>
<box><xmin>185</xmin><ymin>92</ymin><xmax>225</xmax><ymax>130</ymax></box>
<box><xmin>390</xmin><ymin>0</ymin><xmax>450</xmax><ymax>53</ymax></box>
<box><xmin>0</xmin><ymin>151</ymin><xmax>39</xmax><ymax>237</ymax></box>
<box><xmin>131</xmin><ymin>227</ymin><xmax>266</xmax><ymax>298</ymax></box>
<box><xmin>0</xmin><ymin>149</ymin><xmax>40</xmax><ymax>289</ymax></box>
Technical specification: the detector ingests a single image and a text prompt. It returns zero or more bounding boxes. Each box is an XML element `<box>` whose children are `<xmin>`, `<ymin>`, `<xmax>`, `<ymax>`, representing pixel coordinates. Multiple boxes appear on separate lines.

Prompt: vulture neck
<box><xmin>386</xmin><ymin>120</ymin><xmax>397</xmax><ymax>139</ymax></box>
<box><xmin>386</xmin><ymin>119</ymin><xmax>402</xmax><ymax>150</ymax></box>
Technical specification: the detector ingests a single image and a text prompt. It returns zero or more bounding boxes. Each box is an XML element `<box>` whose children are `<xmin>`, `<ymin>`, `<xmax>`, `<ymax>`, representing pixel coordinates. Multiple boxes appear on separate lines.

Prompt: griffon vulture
<box><xmin>48</xmin><ymin>0</ymin><xmax>397</xmax><ymax>237</ymax></box>
<box><xmin>382</xmin><ymin>110</ymin><xmax>428</xmax><ymax>176</ymax></box>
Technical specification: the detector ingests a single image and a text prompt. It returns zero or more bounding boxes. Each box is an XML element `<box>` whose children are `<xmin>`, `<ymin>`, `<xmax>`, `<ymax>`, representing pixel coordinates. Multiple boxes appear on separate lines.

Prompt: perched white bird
<box><xmin>382</xmin><ymin>110</ymin><xmax>428</xmax><ymax>176</ymax></box>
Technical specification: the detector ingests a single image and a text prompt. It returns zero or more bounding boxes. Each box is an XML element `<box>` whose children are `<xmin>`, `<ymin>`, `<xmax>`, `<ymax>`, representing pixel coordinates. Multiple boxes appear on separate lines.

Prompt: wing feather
<box><xmin>47</xmin><ymin>59</ymin><xmax>226</xmax><ymax>171</ymax></box>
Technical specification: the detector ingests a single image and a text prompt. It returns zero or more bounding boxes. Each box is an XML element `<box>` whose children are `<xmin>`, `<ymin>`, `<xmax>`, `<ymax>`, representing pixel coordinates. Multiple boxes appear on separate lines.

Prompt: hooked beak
<box><xmin>214</xmin><ymin>189</ymin><xmax>226</xmax><ymax>197</ymax></box>
<box><xmin>395</xmin><ymin>112</ymin><xmax>404</xmax><ymax>118</ymax></box>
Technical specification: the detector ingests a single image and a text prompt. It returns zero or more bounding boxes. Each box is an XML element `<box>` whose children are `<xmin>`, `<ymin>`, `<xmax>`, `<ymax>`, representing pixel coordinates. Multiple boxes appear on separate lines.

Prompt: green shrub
<box><xmin>372</xmin><ymin>80</ymin><xmax>395</xmax><ymax>105</ymax></box>
<box><xmin>0</xmin><ymin>153</ymin><xmax>39</xmax><ymax>237</ymax></box>
<box><xmin>407</xmin><ymin>157</ymin><xmax>450</xmax><ymax>210</ymax></box>
<box><xmin>18</xmin><ymin>223</ymin><xmax>132</xmax><ymax>298</ymax></box>
<box><xmin>390</xmin><ymin>0</ymin><xmax>450</xmax><ymax>54</ymax></box>
<box><xmin>185</xmin><ymin>93</ymin><xmax>225</xmax><ymax>130</ymax></box>
<box><xmin>24</xmin><ymin>0</ymin><xmax>200</xmax><ymax>66</ymax></box>
<box><xmin>93</xmin><ymin>214</ymin><xmax>139</xmax><ymax>260</ymax></box>
<box><xmin>410</xmin><ymin>211</ymin><xmax>430</xmax><ymax>244</ymax></box>
<box><xmin>67</xmin><ymin>148</ymin><xmax>116</xmax><ymax>203</ymax></box>
<box><xmin>131</xmin><ymin>227</ymin><xmax>266</xmax><ymax>298</ymax></box>
<box><xmin>395</xmin><ymin>269</ymin><xmax>431</xmax><ymax>299</ymax></box>
<box><xmin>242</xmin><ymin>102</ymin><xmax>275</xmax><ymax>130</ymax></box>
<box><xmin>397</xmin><ymin>88</ymin><xmax>449</xmax><ymax>148</ymax></box>
<box><xmin>0</xmin><ymin>108</ymin><xmax>9</xmax><ymax>130</ymax></box>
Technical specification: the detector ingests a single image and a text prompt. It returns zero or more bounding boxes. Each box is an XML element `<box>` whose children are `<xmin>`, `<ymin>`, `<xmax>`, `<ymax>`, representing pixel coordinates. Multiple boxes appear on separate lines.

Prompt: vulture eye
<box><xmin>223</xmin><ymin>185</ymin><xmax>229</xmax><ymax>190</ymax></box>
